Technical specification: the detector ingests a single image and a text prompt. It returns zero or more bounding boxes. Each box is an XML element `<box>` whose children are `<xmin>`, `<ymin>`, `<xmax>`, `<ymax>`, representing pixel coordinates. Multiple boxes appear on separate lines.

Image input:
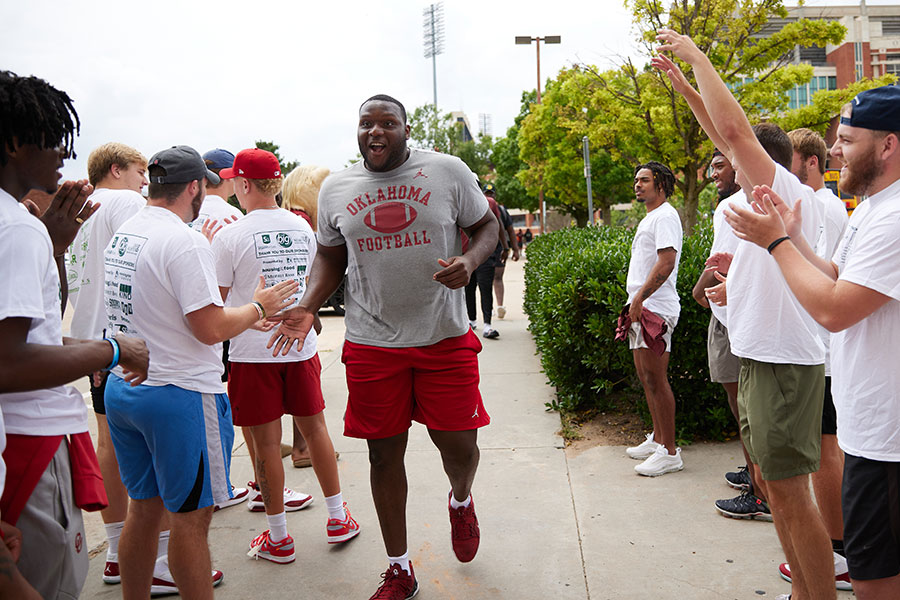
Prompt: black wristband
<box><xmin>767</xmin><ymin>236</ymin><xmax>791</xmax><ymax>254</ymax></box>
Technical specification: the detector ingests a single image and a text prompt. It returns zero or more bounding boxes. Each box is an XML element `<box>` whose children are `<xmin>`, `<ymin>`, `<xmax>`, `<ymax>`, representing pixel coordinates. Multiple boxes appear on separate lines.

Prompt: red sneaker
<box><xmin>327</xmin><ymin>503</ymin><xmax>361</xmax><ymax>544</ymax></box>
<box><xmin>369</xmin><ymin>563</ymin><xmax>418</xmax><ymax>599</ymax></box>
<box><xmin>149</xmin><ymin>568</ymin><xmax>223</xmax><ymax>595</ymax></box>
<box><xmin>247</xmin><ymin>530</ymin><xmax>296</xmax><ymax>564</ymax></box>
<box><xmin>102</xmin><ymin>557</ymin><xmax>120</xmax><ymax>584</ymax></box>
<box><xmin>448</xmin><ymin>493</ymin><xmax>480</xmax><ymax>563</ymax></box>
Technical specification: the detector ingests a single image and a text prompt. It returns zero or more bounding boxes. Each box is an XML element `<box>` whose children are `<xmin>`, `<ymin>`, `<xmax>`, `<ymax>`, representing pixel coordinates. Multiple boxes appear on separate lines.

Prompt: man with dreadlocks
<box><xmin>0</xmin><ymin>70</ymin><xmax>149</xmax><ymax>599</ymax></box>
<box><xmin>623</xmin><ymin>160</ymin><xmax>685</xmax><ymax>477</ymax></box>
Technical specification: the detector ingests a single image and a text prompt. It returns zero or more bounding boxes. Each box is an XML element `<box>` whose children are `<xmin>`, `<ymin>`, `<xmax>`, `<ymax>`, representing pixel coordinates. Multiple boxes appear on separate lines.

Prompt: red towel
<box><xmin>615</xmin><ymin>305</ymin><xmax>669</xmax><ymax>356</ymax></box>
<box><xmin>0</xmin><ymin>435</ymin><xmax>63</xmax><ymax>525</ymax></box>
<box><xmin>67</xmin><ymin>431</ymin><xmax>108</xmax><ymax>513</ymax></box>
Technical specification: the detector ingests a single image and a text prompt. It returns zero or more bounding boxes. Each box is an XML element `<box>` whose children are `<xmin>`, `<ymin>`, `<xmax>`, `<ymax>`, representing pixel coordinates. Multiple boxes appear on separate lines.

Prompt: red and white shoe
<box><xmin>247</xmin><ymin>530</ymin><xmax>296</xmax><ymax>564</ymax></box>
<box><xmin>779</xmin><ymin>551</ymin><xmax>852</xmax><ymax>591</ymax></box>
<box><xmin>149</xmin><ymin>566</ymin><xmax>224</xmax><ymax>595</ymax></box>
<box><xmin>102</xmin><ymin>553</ymin><xmax>120</xmax><ymax>584</ymax></box>
<box><xmin>246</xmin><ymin>481</ymin><xmax>313</xmax><ymax>512</ymax></box>
<box><xmin>327</xmin><ymin>503</ymin><xmax>361</xmax><ymax>544</ymax></box>
<box><xmin>214</xmin><ymin>485</ymin><xmax>249</xmax><ymax>511</ymax></box>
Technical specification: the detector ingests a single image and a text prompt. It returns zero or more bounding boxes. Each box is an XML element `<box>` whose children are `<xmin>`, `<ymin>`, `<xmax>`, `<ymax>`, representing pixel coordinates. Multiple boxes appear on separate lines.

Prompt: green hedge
<box><xmin>523</xmin><ymin>221</ymin><xmax>733</xmax><ymax>441</ymax></box>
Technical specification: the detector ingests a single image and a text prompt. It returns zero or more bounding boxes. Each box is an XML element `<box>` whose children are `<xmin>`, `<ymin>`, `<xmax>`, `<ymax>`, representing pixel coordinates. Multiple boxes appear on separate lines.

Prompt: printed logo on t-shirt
<box><xmin>414</xmin><ymin>168</ymin><xmax>428</xmax><ymax>179</ymax></box>
<box><xmin>837</xmin><ymin>225</ymin><xmax>859</xmax><ymax>269</ymax></box>
<box><xmin>342</xmin><ymin>183</ymin><xmax>433</xmax><ymax>254</ymax></box>
<box><xmin>104</xmin><ymin>234</ymin><xmax>149</xmax><ymax>334</ymax></box>
<box><xmin>253</xmin><ymin>229</ymin><xmax>310</xmax><ymax>307</ymax></box>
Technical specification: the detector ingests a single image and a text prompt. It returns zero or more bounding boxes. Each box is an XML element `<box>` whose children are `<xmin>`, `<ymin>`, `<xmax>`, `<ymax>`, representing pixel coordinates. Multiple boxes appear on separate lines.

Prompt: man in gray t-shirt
<box><xmin>268</xmin><ymin>94</ymin><xmax>498</xmax><ymax>599</ymax></box>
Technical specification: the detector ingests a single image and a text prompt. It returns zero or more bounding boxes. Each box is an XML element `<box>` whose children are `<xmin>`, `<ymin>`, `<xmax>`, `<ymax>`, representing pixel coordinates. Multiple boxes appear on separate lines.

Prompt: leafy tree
<box><xmin>517</xmin><ymin>72</ymin><xmax>635</xmax><ymax>225</ymax></box>
<box><xmin>254</xmin><ymin>140</ymin><xmax>300</xmax><ymax>175</ymax></box>
<box><xmin>408</xmin><ymin>104</ymin><xmax>493</xmax><ymax>179</ymax></box>
<box><xmin>492</xmin><ymin>91</ymin><xmax>539</xmax><ymax>212</ymax></box>
<box><xmin>517</xmin><ymin>0</ymin><xmax>890</xmax><ymax>231</ymax></box>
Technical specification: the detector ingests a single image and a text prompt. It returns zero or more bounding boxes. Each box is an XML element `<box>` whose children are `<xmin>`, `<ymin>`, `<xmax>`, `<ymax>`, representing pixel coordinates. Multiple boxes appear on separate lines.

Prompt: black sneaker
<box><xmin>483</xmin><ymin>329</ymin><xmax>499</xmax><ymax>339</ymax></box>
<box><xmin>715</xmin><ymin>491</ymin><xmax>772</xmax><ymax>521</ymax></box>
<box><xmin>724</xmin><ymin>465</ymin><xmax>751</xmax><ymax>491</ymax></box>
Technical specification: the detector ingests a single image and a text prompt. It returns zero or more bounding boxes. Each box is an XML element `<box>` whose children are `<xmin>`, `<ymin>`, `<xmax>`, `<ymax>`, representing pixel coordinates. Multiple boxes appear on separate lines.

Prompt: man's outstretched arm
<box><xmin>268</xmin><ymin>243</ymin><xmax>348</xmax><ymax>356</ymax></box>
<box><xmin>656</xmin><ymin>29</ymin><xmax>775</xmax><ymax>189</ymax></box>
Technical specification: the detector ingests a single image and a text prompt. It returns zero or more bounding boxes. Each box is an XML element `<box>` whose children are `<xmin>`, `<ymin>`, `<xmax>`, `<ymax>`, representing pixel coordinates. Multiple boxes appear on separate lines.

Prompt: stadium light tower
<box><xmin>423</xmin><ymin>3</ymin><xmax>445</xmax><ymax>109</ymax></box>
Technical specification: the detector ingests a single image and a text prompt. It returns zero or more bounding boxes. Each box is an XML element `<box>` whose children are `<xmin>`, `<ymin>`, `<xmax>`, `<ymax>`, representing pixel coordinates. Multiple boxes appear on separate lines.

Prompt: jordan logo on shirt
<box><xmin>414</xmin><ymin>169</ymin><xmax>428</xmax><ymax>179</ymax></box>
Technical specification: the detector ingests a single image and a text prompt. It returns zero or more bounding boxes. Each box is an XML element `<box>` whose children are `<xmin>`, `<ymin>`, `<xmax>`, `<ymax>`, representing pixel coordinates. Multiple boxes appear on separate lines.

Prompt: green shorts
<box><xmin>737</xmin><ymin>358</ymin><xmax>824</xmax><ymax>481</ymax></box>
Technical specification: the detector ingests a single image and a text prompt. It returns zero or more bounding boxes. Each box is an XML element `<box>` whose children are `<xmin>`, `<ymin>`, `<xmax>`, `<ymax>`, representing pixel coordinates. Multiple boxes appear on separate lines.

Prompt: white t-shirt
<box><xmin>212</xmin><ymin>207</ymin><xmax>318</xmax><ymax>362</ymax></box>
<box><xmin>812</xmin><ymin>187</ymin><xmax>849</xmax><ymax>375</ymax></box>
<box><xmin>104</xmin><ymin>206</ymin><xmax>225</xmax><ymax>393</ymax></box>
<box><xmin>830</xmin><ymin>177</ymin><xmax>900</xmax><ymax>461</ymax></box>
<box><xmin>190</xmin><ymin>194</ymin><xmax>242</xmax><ymax>231</ymax></box>
<box><xmin>0</xmin><ymin>189</ymin><xmax>89</xmax><ymax>435</ymax></box>
<box><xmin>626</xmin><ymin>201</ymin><xmax>683</xmax><ymax>317</ymax></box>
<box><xmin>708</xmin><ymin>191</ymin><xmax>743</xmax><ymax>327</ymax></box>
<box><xmin>66</xmin><ymin>187</ymin><xmax>145</xmax><ymax>340</ymax></box>
<box><xmin>727</xmin><ymin>164</ymin><xmax>826</xmax><ymax>364</ymax></box>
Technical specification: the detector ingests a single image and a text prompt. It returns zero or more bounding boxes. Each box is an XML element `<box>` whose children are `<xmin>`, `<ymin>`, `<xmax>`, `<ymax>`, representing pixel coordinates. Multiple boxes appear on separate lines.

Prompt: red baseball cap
<box><xmin>219</xmin><ymin>148</ymin><xmax>282</xmax><ymax>179</ymax></box>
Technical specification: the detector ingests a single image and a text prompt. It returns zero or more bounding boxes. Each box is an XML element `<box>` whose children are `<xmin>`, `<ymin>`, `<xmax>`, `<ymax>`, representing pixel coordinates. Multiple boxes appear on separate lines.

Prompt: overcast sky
<box><xmin>2</xmin><ymin>1</ymin><xmax>890</xmax><ymax>180</ymax></box>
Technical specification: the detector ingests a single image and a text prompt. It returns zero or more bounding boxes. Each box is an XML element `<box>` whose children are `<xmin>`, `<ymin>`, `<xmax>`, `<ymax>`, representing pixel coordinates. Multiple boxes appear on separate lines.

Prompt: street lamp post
<box><xmin>516</xmin><ymin>35</ymin><xmax>560</xmax><ymax>234</ymax></box>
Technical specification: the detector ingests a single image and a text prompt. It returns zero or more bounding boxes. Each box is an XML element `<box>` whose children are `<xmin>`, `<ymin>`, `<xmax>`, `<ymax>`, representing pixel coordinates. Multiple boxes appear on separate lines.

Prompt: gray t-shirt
<box><xmin>318</xmin><ymin>148</ymin><xmax>489</xmax><ymax>347</ymax></box>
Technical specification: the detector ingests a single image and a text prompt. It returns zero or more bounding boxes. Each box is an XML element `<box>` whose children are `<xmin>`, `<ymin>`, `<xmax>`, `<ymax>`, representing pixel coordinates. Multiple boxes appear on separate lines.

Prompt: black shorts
<box><xmin>842</xmin><ymin>453</ymin><xmax>900</xmax><ymax>580</ymax></box>
<box><xmin>90</xmin><ymin>371</ymin><xmax>109</xmax><ymax>415</ymax></box>
<box><xmin>822</xmin><ymin>376</ymin><xmax>837</xmax><ymax>436</ymax></box>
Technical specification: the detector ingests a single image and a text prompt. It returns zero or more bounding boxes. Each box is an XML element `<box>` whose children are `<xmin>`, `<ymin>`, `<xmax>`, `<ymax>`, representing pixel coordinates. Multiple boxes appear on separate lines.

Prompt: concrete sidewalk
<box><xmin>78</xmin><ymin>258</ymin><xmax>812</xmax><ymax>599</ymax></box>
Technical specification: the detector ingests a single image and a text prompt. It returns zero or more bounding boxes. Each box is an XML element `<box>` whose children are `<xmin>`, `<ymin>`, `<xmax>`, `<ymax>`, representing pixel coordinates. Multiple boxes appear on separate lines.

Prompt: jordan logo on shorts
<box><xmin>471</xmin><ymin>406</ymin><xmax>479</xmax><ymax>419</ymax></box>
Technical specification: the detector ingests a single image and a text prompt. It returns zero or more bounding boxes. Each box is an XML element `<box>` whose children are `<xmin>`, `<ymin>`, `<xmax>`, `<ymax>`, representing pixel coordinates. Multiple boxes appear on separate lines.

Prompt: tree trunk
<box><xmin>681</xmin><ymin>167</ymin><xmax>700</xmax><ymax>233</ymax></box>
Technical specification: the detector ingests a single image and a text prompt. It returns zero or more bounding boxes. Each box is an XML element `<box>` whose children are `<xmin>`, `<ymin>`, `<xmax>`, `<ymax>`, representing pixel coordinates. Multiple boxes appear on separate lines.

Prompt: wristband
<box><xmin>103</xmin><ymin>338</ymin><xmax>120</xmax><ymax>371</ymax></box>
<box><xmin>251</xmin><ymin>301</ymin><xmax>266</xmax><ymax>320</ymax></box>
<box><xmin>767</xmin><ymin>236</ymin><xmax>791</xmax><ymax>254</ymax></box>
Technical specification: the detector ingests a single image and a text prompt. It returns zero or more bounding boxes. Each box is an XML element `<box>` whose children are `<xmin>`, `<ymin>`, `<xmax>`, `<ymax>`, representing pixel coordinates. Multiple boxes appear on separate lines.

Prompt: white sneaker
<box><xmin>214</xmin><ymin>485</ymin><xmax>249</xmax><ymax>511</ymax></box>
<box><xmin>625</xmin><ymin>433</ymin><xmax>661</xmax><ymax>460</ymax></box>
<box><xmin>635</xmin><ymin>446</ymin><xmax>683</xmax><ymax>477</ymax></box>
<box><xmin>496</xmin><ymin>306</ymin><xmax>506</xmax><ymax>319</ymax></box>
<box><xmin>247</xmin><ymin>481</ymin><xmax>314</xmax><ymax>512</ymax></box>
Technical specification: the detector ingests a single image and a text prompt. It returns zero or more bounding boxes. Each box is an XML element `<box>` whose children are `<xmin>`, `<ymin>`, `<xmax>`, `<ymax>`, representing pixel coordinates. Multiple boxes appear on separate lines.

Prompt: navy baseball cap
<box><xmin>148</xmin><ymin>146</ymin><xmax>220</xmax><ymax>185</ymax></box>
<box><xmin>483</xmin><ymin>182</ymin><xmax>495</xmax><ymax>195</ymax></box>
<box><xmin>840</xmin><ymin>85</ymin><xmax>900</xmax><ymax>131</ymax></box>
<box><xmin>202</xmin><ymin>148</ymin><xmax>235</xmax><ymax>170</ymax></box>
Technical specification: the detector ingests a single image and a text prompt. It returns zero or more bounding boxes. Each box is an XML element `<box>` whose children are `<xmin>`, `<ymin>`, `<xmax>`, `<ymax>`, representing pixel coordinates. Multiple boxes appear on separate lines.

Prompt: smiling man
<box><xmin>267</xmin><ymin>94</ymin><xmax>498</xmax><ymax>600</ymax></box>
<box><xmin>726</xmin><ymin>85</ymin><xmax>900</xmax><ymax>600</ymax></box>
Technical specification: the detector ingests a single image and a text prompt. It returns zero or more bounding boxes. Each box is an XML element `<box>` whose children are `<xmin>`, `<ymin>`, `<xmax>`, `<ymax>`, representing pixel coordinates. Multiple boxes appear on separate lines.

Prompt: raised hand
<box><xmin>656</xmin><ymin>29</ymin><xmax>705</xmax><ymax>65</ymax></box>
<box><xmin>725</xmin><ymin>190</ymin><xmax>789</xmax><ymax>249</ymax></box>
<box><xmin>40</xmin><ymin>179</ymin><xmax>96</xmax><ymax>256</ymax></box>
<box><xmin>650</xmin><ymin>53</ymin><xmax>692</xmax><ymax>95</ymax></box>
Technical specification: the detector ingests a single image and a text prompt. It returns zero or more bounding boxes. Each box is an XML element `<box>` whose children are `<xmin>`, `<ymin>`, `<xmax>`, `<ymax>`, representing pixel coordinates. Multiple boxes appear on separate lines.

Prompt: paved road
<box><xmin>77</xmin><ymin>257</ymin><xmax>818</xmax><ymax>599</ymax></box>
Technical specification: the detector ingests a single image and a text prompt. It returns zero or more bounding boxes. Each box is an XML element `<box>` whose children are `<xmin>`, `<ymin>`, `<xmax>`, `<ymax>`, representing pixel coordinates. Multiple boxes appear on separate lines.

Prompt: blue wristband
<box><xmin>103</xmin><ymin>338</ymin><xmax>120</xmax><ymax>371</ymax></box>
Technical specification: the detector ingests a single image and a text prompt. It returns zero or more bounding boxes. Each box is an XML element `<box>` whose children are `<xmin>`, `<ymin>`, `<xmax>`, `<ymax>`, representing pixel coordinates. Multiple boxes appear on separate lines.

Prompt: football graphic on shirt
<box><xmin>364</xmin><ymin>202</ymin><xmax>417</xmax><ymax>234</ymax></box>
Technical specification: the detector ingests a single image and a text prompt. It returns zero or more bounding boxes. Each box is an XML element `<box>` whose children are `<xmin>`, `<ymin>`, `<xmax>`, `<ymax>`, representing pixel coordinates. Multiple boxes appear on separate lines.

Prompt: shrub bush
<box><xmin>523</xmin><ymin>220</ymin><xmax>732</xmax><ymax>441</ymax></box>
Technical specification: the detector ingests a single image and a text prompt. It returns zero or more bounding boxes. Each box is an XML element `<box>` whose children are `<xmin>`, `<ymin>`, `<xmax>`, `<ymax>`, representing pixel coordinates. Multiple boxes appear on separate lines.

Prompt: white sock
<box><xmin>449</xmin><ymin>490</ymin><xmax>471</xmax><ymax>509</ymax></box>
<box><xmin>154</xmin><ymin>530</ymin><xmax>171</xmax><ymax>576</ymax></box>
<box><xmin>104</xmin><ymin>521</ymin><xmax>125</xmax><ymax>558</ymax></box>
<box><xmin>469</xmin><ymin>320</ymin><xmax>477</xmax><ymax>329</ymax></box>
<box><xmin>387</xmin><ymin>552</ymin><xmax>411</xmax><ymax>575</ymax></box>
<box><xmin>483</xmin><ymin>324</ymin><xmax>492</xmax><ymax>335</ymax></box>
<box><xmin>266</xmin><ymin>511</ymin><xmax>288</xmax><ymax>542</ymax></box>
<box><xmin>325</xmin><ymin>492</ymin><xmax>346</xmax><ymax>520</ymax></box>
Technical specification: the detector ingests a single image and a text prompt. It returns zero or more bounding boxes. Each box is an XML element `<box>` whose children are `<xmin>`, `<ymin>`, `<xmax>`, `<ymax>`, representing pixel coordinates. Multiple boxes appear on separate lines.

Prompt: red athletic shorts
<box><xmin>341</xmin><ymin>329</ymin><xmax>490</xmax><ymax>439</ymax></box>
<box><xmin>228</xmin><ymin>356</ymin><xmax>325</xmax><ymax>427</ymax></box>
